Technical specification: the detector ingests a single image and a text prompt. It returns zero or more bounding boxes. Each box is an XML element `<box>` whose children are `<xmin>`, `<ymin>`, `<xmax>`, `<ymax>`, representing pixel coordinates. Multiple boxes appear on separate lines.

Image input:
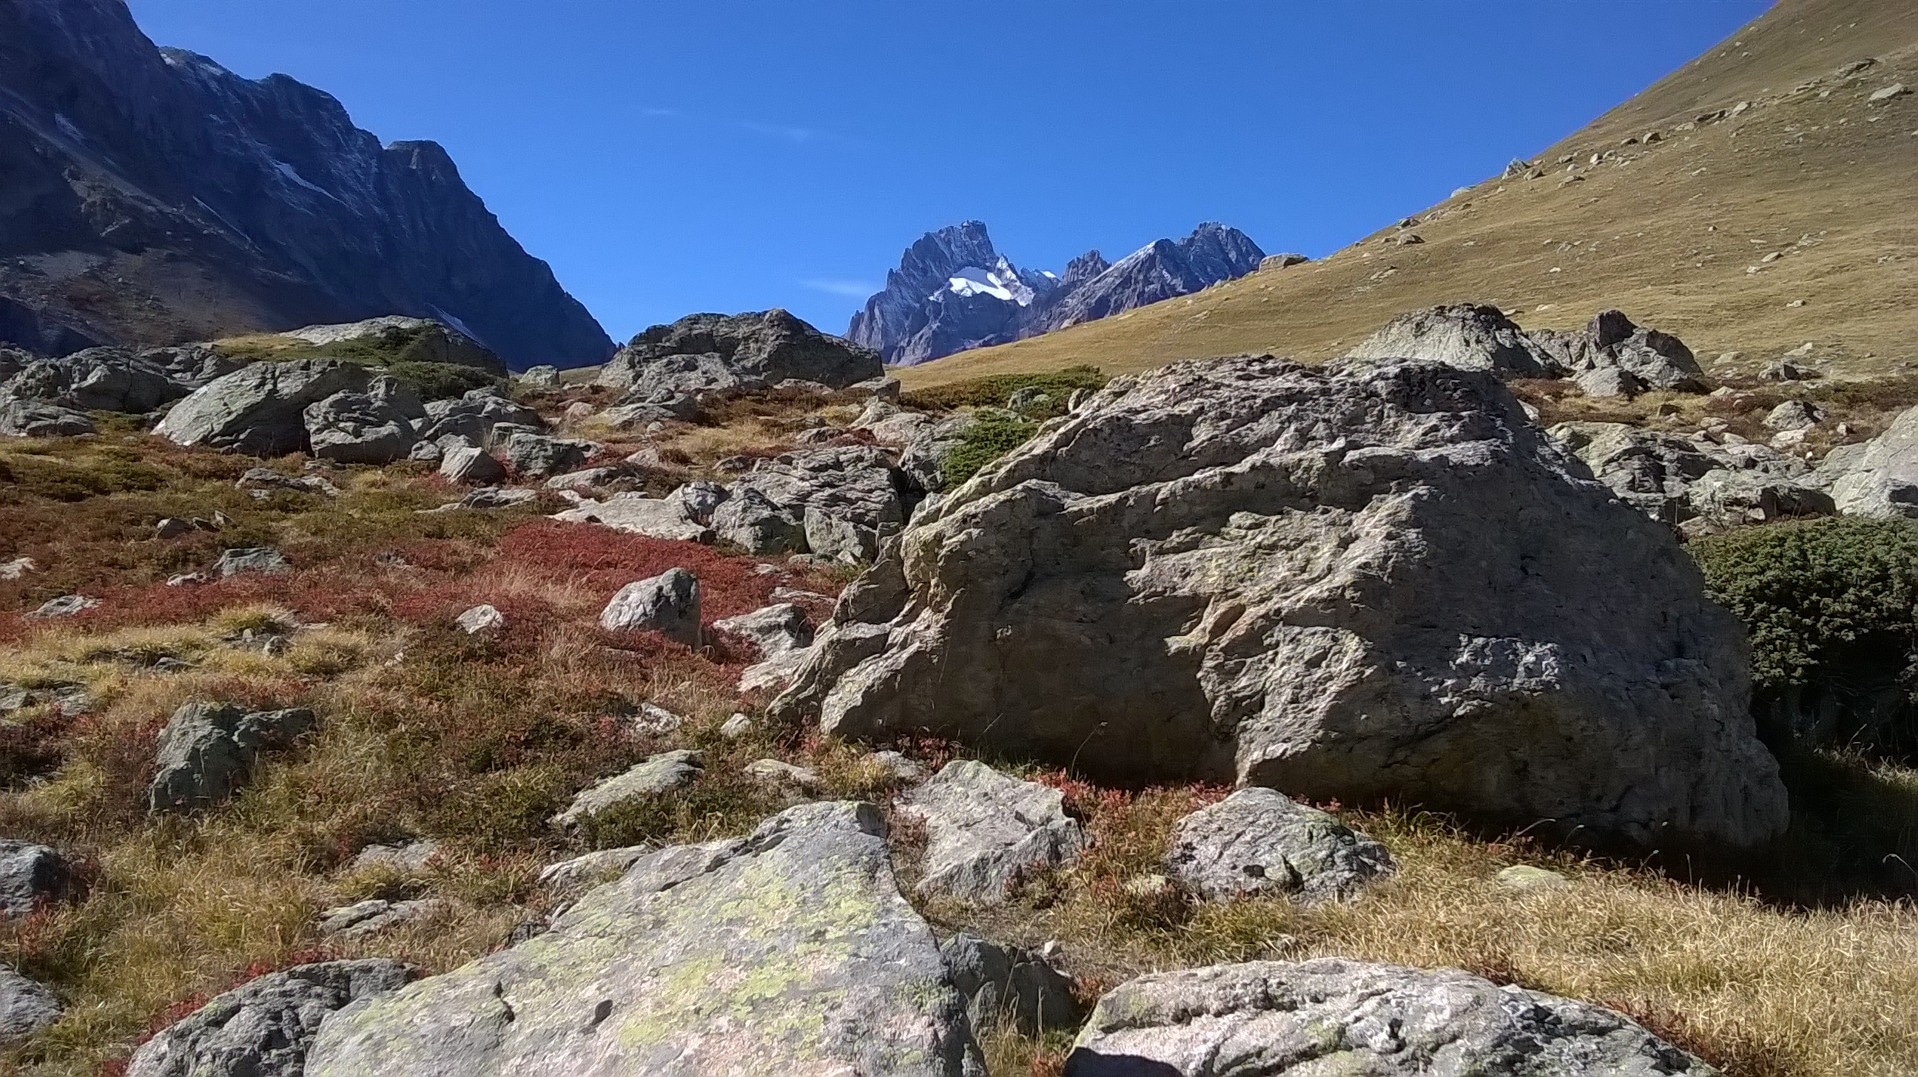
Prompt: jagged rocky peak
<box><xmin>849</xmin><ymin>220</ymin><xmax>1264</xmax><ymax>366</ymax></box>
<box><xmin>0</xmin><ymin>0</ymin><xmax>612</xmax><ymax>370</ymax></box>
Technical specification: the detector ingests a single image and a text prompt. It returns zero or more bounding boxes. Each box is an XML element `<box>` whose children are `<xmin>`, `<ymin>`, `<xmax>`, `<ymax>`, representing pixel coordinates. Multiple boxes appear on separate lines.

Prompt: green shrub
<box><xmin>903</xmin><ymin>365</ymin><xmax>1107</xmax><ymax>418</ymax></box>
<box><xmin>941</xmin><ymin>409</ymin><xmax>1039</xmax><ymax>486</ymax></box>
<box><xmin>382</xmin><ymin>361</ymin><xmax>502</xmax><ymax>401</ymax></box>
<box><xmin>1693</xmin><ymin>517</ymin><xmax>1918</xmax><ymax>756</ymax></box>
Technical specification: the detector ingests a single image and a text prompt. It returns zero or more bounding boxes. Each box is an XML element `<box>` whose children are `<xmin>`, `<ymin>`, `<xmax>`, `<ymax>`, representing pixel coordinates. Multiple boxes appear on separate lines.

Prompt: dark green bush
<box><xmin>383</xmin><ymin>360</ymin><xmax>503</xmax><ymax>401</ymax></box>
<box><xmin>1693</xmin><ymin>517</ymin><xmax>1918</xmax><ymax>756</ymax></box>
<box><xmin>941</xmin><ymin>409</ymin><xmax>1040</xmax><ymax>486</ymax></box>
<box><xmin>903</xmin><ymin>365</ymin><xmax>1107</xmax><ymax>418</ymax></box>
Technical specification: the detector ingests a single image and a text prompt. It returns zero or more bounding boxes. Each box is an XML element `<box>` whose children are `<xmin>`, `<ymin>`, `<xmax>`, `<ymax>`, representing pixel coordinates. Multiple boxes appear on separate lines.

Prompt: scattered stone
<box><xmin>1065</xmin><ymin>959</ymin><xmax>1719</xmax><ymax>1076</ymax></box>
<box><xmin>437</xmin><ymin>445</ymin><xmax>506</xmax><ymax>484</ymax></box>
<box><xmin>551</xmin><ymin>749</ymin><xmax>704</xmax><ymax>828</ymax></box>
<box><xmin>306</xmin><ymin>803</ymin><xmax>982</xmax><ymax>1076</ymax></box>
<box><xmin>773</xmin><ymin>356</ymin><xmax>1787</xmax><ymax>848</ymax></box>
<box><xmin>626</xmin><ymin>703</ymin><xmax>685</xmax><ymax>736</ymax></box>
<box><xmin>0</xmin><ymin>841</ymin><xmax>71</xmax><ymax>918</ymax></box>
<box><xmin>544</xmin><ymin>466</ymin><xmax>629</xmax><ymax>491</ymax></box>
<box><xmin>498</xmin><ymin>429</ymin><xmax>597</xmax><ymax>479</ymax></box>
<box><xmin>1868</xmin><ymin>82</ymin><xmax>1909</xmax><ymax>104</ymax></box>
<box><xmin>869</xmin><ymin>750</ymin><xmax>925</xmax><ymax>782</ymax></box>
<box><xmin>713</xmin><ymin>603</ymin><xmax>813</xmax><ymax>659</ymax></box>
<box><xmin>745</xmin><ymin>758</ymin><xmax>821</xmax><ymax>794</ymax></box>
<box><xmin>127</xmin><ymin>960</ymin><xmax>414</xmax><ymax>1077</ymax></box>
<box><xmin>1007</xmin><ymin>386</ymin><xmax>1052</xmax><ymax>412</ymax></box>
<box><xmin>317</xmin><ymin>899</ymin><xmax>448</xmax><ymax>940</ymax></box>
<box><xmin>1496</xmin><ymin>864</ymin><xmax>1574</xmax><ymax>892</ymax></box>
<box><xmin>1259</xmin><ymin>252</ymin><xmax>1310</xmax><ymax>270</ymax></box>
<box><xmin>1394</xmin><ymin>231</ymin><xmax>1424</xmax><ymax>245</ymax></box>
<box><xmin>445</xmin><ymin>486</ymin><xmax>538</xmax><ymax>511</ymax></box>
<box><xmin>454</xmin><ymin>604</ymin><xmax>505</xmax><ymax>634</ymax></box>
<box><xmin>1167</xmin><ymin>788</ymin><xmax>1395</xmax><ymax>903</ymax></box>
<box><xmin>943</xmin><ymin>932</ymin><xmax>1082</xmax><ymax>1036</ymax></box>
<box><xmin>0</xmin><ymin>967</ymin><xmax>61</xmax><ymax>1044</ymax></box>
<box><xmin>154</xmin><ymin>517</ymin><xmax>194</xmax><ymax>539</ymax></box>
<box><xmin>597</xmin><ymin>568</ymin><xmax>702</xmax><ymax>647</ymax></box>
<box><xmin>1764</xmin><ymin>400</ymin><xmax>1827</xmax><ymax>431</ymax></box>
<box><xmin>518</xmin><ymin>365</ymin><xmax>561</xmax><ymax>390</ymax></box>
<box><xmin>148</xmin><ymin>703</ymin><xmax>317</xmax><ymax>813</ymax></box>
<box><xmin>166</xmin><ymin>573</ymin><xmax>207</xmax><ymax>588</ymax></box>
<box><xmin>349</xmin><ymin>839</ymin><xmax>441</xmax><ymax>874</ymax></box>
<box><xmin>1761</xmin><ymin>359</ymin><xmax>1820</xmax><ymax>382</ymax></box>
<box><xmin>0</xmin><ymin>558</ymin><xmax>34</xmax><ymax>580</ymax></box>
<box><xmin>551</xmin><ymin>493</ymin><xmax>712</xmax><ymax>542</ymax></box>
<box><xmin>719</xmin><ymin>713</ymin><xmax>754</xmax><ymax>739</ymax></box>
<box><xmin>214</xmin><ymin>547</ymin><xmax>292</xmax><ymax>578</ymax></box>
<box><xmin>27</xmin><ymin>594</ymin><xmax>97</xmax><ymax>619</ymax></box>
<box><xmin>899</xmin><ymin>761</ymin><xmax>1086</xmax><ymax>904</ymax></box>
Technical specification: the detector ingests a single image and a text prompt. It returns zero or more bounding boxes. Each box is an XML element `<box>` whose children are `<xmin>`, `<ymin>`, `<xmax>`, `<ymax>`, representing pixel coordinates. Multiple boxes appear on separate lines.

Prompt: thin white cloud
<box><xmin>801</xmin><ymin>278</ymin><xmax>879</xmax><ymax>299</ymax></box>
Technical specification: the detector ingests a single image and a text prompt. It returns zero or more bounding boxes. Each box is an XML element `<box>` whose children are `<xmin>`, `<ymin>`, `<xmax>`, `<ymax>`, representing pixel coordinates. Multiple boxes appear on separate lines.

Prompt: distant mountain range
<box><xmin>0</xmin><ymin>0</ymin><xmax>611</xmax><ymax>369</ymax></box>
<box><xmin>848</xmin><ymin>221</ymin><xmax>1265</xmax><ymax>366</ymax></box>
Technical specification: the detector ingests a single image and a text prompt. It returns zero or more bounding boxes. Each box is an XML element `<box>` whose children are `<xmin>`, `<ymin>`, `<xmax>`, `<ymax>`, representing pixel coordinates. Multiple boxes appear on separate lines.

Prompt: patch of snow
<box><xmin>938</xmin><ymin>263</ymin><xmax>1041</xmax><ymax>306</ymax></box>
<box><xmin>273</xmin><ymin>160</ymin><xmax>342</xmax><ymax>203</ymax></box>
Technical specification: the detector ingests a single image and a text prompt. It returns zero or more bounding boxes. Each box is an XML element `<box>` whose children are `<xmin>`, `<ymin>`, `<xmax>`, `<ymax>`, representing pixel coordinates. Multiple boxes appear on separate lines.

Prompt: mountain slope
<box><xmin>852</xmin><ymin>221</ymin><xmax>1263</xmax><ymax>366</ymax></box>
<box><xmin>0</xmin><ymin>0</ymin><xmax>613</xmax><ymax>368</ymax></box>
<box><xmin>900</xmin><ymin>0</ymin><xmax>1917</xmax><ymax>388</ymax></box>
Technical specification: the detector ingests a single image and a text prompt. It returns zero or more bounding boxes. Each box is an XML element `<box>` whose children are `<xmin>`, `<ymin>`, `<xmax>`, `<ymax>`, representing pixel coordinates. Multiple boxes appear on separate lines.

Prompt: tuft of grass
<box><xmin>941</xmin><ymin>409</ymin><xmax>1040</xmax><ymax>487</ymax></box>
<box><xmin>902</xmin><ymin>366</ymin><xmax>1106</xmax><ymax>417</ymax></box>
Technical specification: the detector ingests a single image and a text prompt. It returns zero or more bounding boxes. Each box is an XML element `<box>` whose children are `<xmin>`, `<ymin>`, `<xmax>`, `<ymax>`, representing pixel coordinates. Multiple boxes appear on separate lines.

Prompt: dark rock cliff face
<box><xmin>0</xmin><ymin>0</ymin><xmax>612</xmax><ymax>369</ymax></box>
<box><xmin>847</xmin><ymin>221</ymin><xmax>1263</xmax><ymax>366</ymax></box>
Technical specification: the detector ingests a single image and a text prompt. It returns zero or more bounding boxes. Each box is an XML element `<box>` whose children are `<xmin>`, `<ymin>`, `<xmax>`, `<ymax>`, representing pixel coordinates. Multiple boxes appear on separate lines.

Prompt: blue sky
<box><xmin>127</xmin><ymin>0</ymin><xmax>1769</xmax><ymax>342</ymax></box>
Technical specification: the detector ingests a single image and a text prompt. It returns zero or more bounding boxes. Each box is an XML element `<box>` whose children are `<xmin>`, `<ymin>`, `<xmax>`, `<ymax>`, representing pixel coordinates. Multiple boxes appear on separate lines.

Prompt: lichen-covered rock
<box><xmin>1167</xmin><ymin>788</ymin><xmax>1395</xmax><ymax>902</ymax></box>
<box><xmin>552</xmin><ymin>749</ymin><xmax>704</xmax><ymax>828</ymax></box>
<box><xmin>1065</xmin><ymin>959</ymin><xmax>1718</xmax><ymax>1076</ymax></box>
<box><xmin>127</xmin><ymin>959</ymin><xmax>413</xmax><ymax>1077</ymax></box>
<box><xmin>0</xmin><ymin>966</ymin><xmax>60</xmax><ymax>1043</ymax></box>
<box><xmin>942</xmin><ymin>932</ymin><xmax>1081</xmax><ymax>1036</ymax></box>
<box><xmin>316</xmin><ymin>898</ymin><xmax>448</xmax><ymax>939</ymax></box>
<box><xmin>598</xmin><ymin>568</ymin><xmax>702</xmax><ymax>646</ymax></box>
<box><xmin>900</xmin><ymin>761</ymin><xmax>1085</xmax><ymax>904</ymax></box>
<box><xmin>0</xmin><ymin>840</ymin><xmax>71</xmax><ymax>918</ymax></box>
<box><xmin>148</xmin><ymin>703</ymin><xmax>317</xmax><ymax>813</ymax></box>
<box><xmin>772</xmin><ymin>356</ymin><xmax>1786</xmax><ymax>848</ymax></box>
<box><xmin>306</xmin><ymin>802</ymin><xmax>984</xmax><ymax>1076</ymax></box>
<box><xmin>154</xmin><ymin>359</ymin><xmax>373</xmax><ymax>455</ymax></box>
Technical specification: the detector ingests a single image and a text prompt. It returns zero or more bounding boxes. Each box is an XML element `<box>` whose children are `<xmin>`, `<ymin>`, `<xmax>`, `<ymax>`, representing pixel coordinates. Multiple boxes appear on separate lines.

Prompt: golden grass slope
<box><xmin>901</xmin><ymin>0</ymin><xmax>1918</xmax><ymax>390</ymax></box>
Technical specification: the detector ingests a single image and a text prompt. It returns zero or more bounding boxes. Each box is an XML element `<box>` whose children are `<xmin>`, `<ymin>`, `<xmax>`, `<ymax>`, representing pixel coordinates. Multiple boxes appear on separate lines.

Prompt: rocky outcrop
<box><xmin>305</xmin><ymin>802</ymin><xmax>985</xmax><ymax>1076</ymax></box>
<box><xmin>0</xmin><ymin>347</ymin><xmax>188</xmax><ymax>413</ymax></box>
<box><xmin>1822</xmin><ymin>404</ymin><xmax>1918</xmax><ymax>518</ymax></box>
<box><xmin>0</xmin><ymin>0</ymin><xmax>611</xmax><ymax>368</ymax></box>
<box><xmin>1065</xmin><ymin>959</ymin><xmax>1719</xmax><ymax>1076</ymax></box>
<box><xmin>850</xmin><ymin>221</ymin><xmax>1264</xmax><ymax>365</ymax></box>
<box><xmin>148</xmin><ymin>702</ymin><xmax>316</xmax><ymax>813</ymax></box>
<box><xmin>722</xmin><ymin>445</ymin><xmax>919</xmax><ymax>563</ymax></box>
<box><xmin>155</xmin><ymin>359</ymin><xmax>372</xmax><ymax>455</ymax></box>
<box><xmin>1350</xmin><ymin>305</ymin><xmax>1707</xmax><ymax>397</ymax></box>
<box><xmin>280</xmin><ymin>317</ymin><xmax>505</xmax><ymax>374</ymax></box>
<box><xmin>1167</xmin><ymin>788</ymin><xmax>1395</xmax><ymax>902</ymax></box>
<box><xmin>303</xmin><ymin>376</ymin><xmax>426</xmax><ymax>465</ymax></box>
<box><xmin>0</xmin><ymin>398</ymin><xmax>94</xmax><ymax>437</ymax></box>
<box><xmin>597</xmin><ymin>310</ymin><xmax>880</xmax><ymax>398</ymax></box>
<box><xmin>773</xmin><ymin>355</ymin><xmax>1788</xmax><ymax>847</ymax></box>
<box><xmin>127</xmin><ymin>960</ymin><xmax>414</xmax><ymax>1077</ymax></box>
<box><xmin>598</xmin><ymin>569</ymin><xmax>702</xmax><ymax>646</ymax></box>
<box><xmin>899</xmin><ymin>761</ymin><xmax>1086</xmax><ymax>904</ymax></box>
<box><xmin>1551</xmin><ymin>421</ymin><xmax>1832</xmax><ymax>532</ymax></box>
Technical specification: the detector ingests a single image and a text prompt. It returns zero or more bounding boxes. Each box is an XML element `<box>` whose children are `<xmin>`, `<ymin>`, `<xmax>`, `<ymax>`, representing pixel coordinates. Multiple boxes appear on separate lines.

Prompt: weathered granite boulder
<box><xmin>0</xmin><ymin>967</ymin><xmax>60</xmax><ymax>1044</ymax></box>
<box><xmin>899</xmin><ymin>761</ymin><xmax>1086</xmax><ymax>904</ymax></box>
<box><xmin>598</xmin><ymin>568</ymin><xmax>702</xmax><ymax>646</ymax></box>
<box><xmin>0</xmin><ymin>841</ymin><xmax>71</xmax><ymax>918</ymax></box>
<box><xmin>596</xmin><ymin>310</ymin><xmax>882</xmax><ymax>397</ymax></box>
<box><xmin>416</xmin><ymin>388</ymin><xmax>542</xmax><ymax>448</ymax></box>
<box><xmin>0</xmin><ymin>397</ymin><xmax>94</xmax><ymax>437</ymax></box>
<box><xmin>499</xmin><ymin>429</ymin><xmax>598</xmax><ymax>478</ymax></box>
<box><xmin>773</xmin><ymin>356</ymin><xmax>1787</xmax><ymax>847</ymax></box>
<box><xmin>552</xmin><ymin>494</ymin><xmax>712</xmax><ymax>542</ymax></box>
<box><xmin>316</xmin><ymin>898</ymin><xmax>448</xmax><ymax>940</ymax></box>
<box><xmin>302</xmin><ymin>376</ymin><xmax>426</xmax><ymax>465</ymax></box>
<box><xmin>1</xmin><ymin>347</ymin><xmax>187</xmax><ymax>413</ymax></box>
<box><xmin>1167</xmin><ymin>788</ymin><xmax>1394</xmax><ymax>902</ymax></box>
<box><xmin>438</xmin><ymin>445</ymin><xmax>506</xmax><ymax>484</ymax></box>
<box><xmin>1346</xmin><ymin>304</ymin><xmax>1566</xmax><ymax>379</ymax></box>
<box><xmin>1550</xmin><ymin>421</ymin><xmax>1831</xmax><ymax>531</ymax></box>
<box><xmin>305</xmin><ymin>802</ymin><xmax>984</xmax><ymax>1076</ymax></box>
<box><xmin>552</xmin><ymin>749</ymin><xmax>704</xmax><ymax>828</ymax></box>
<box><xmin>127</xmin><ymin>959</ymin><xmax>414</xmax><ymax>1077</ymax></box>
<box><xmin>942</xmin><ymin>932</ymin><xmax>1081</xmax><ymax>1036</ymax></box>
<box><xmin>148</xmin><ymin>703</ymin><xmax>317</xmax><ymax>813</ymax></box>
<box><xmin>723</xmin><ymin>445</ymin><xmax>918</xmax><ymax>562</ymax></box>
<box><xmin>1065</xmin><ymin>959</ymin><xmax>1718</xmax><ymax>1076</ymax></box>
<box><xmin>1823</xmin><ymin>404</ymin><xmax>1918</xmax><ymax>518</ymax></box>
<box><xmin>154</xmin><ymin>359</ymin><xmax>373</xmax><ymax>455</ymax></box>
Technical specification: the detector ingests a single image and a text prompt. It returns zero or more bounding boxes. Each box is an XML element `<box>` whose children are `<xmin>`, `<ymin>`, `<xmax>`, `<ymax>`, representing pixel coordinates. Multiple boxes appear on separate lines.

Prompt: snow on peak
<box><xmin>938</xmin><ymin>262</ymin><xmax>1042</xmax><ymax>306</ymax></box>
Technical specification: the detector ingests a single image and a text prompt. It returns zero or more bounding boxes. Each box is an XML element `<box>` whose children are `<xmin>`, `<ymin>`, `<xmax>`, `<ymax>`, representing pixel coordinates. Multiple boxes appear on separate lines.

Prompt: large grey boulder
<box><xmin>596</xmin><ymin>309</ymin><xmax>882</xmax><ymax>397</ymax></box>
<box><xmin>723</xmin><ymin>445</ymin><xmax>917</xmax><ymax>562</ymax></box>
<box><xmin>302</xmin><ymin>376</ymin><xmax>426</xmax><ymax>464</ymax></box>
<box><xmin>1</xmin><ymin>347</ymin><xmax>188</xmax><ymax>413</ymax></box>
<box><xmin>0</xmin><ymin>841</ymin><xmax>71</xmax><ymax>917</ymax></box>
<box><xmin>552</xmin><ymin>749</ymin><xmax>705</xmax><ymax>828</ymax></box>
<box><xmin>148</xmin><ymin>703</ymin><xmax>317</xmax><ymax>813</ymax></box>
<box><xmin>1550</xmin><ymin>421</ymin><xmax>1830</xmax><ymax>532</ymax></box>
<box><xmin>306</xmin><ymin>802</ymin><xmax>985</xmax><ymax>1076</ymax></box>
<box><xmin>1346</xmin><ymin>304</ymin><xmax>1567</xmax><ymax>379</ymax></box>
<box><xmin>127</xmin><ymin>959</ymin><xmax>414</xmax><ymax>1077</ymax></box>
<box><xmin>438</xmin><ymin>444</ymin><xmax>506</xmax><ymax>484</ymax></box>
<box><xmin>416</xmin><ymin>388</ymin><xmax>541</xmax><ymax>448</ymax></box>
<box><xmin>598</xmin><ymin>568</ymin><xmax>702</xmax><ymax>646</ymax></box>
<box><xmin>499</xmin><ymin>428</ymin><xmax>598</xmax><ymax>478</ymax></box>
<box><xmin>942</xmin><ymin>932</ymin><xmax>1081</xmax><ymax>1036</ymax></box>
<box><xmin>282</xmin><ymin>317</ymin><xmax>507</xmax><ymax>375</ymax></box>
<box><xmin>1823</xmin><ymin>404</ymin><xmax>1918</xmax><ymax>518</ymax></box>
<box><xmin>0</xmin><ymin>967</ymin><xmax>60</xmax><ymax>1043</ymax></box>
<box><xmin>155</xmin><ymin>359</ymin><xmax>373</xmax><ymax>455</ymax></box>
<box><xmin>0</xmin><ymin>397</ymin><xmax>94</xmax><ymax>437</ymax></box>
<box><xmin>772</xmin><ymin>356</ymin><xmax>1787</xmax><ymax>848</ymax></box>
<box><xmin>1167</xmin><ymin>788</ymin><xmax>1395</xmax><ymax>902</ymax></box>
<box><xmin>1065</xmin><ymin>959</ymin><xmax>1718</xmax><ymax>1076</ymax></box>
<box><xmin>552</xmin><ymin>494</ymin><xmax>712</xmax><ymax>542</ymax></box>
<box><xmin>900</xmin><ymin>761</ymin><xmax>1086</xmax><ymax>904</ymax></box>
<box><xmin>1534</xmin><ymin>310</ymin><xmax>1707</xmax><ymax>394</ymax></box>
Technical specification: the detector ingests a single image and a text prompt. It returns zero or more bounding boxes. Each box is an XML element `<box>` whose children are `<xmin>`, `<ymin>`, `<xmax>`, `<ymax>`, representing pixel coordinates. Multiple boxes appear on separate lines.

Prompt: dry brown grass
<box><xmin>901</xmin><ymin>0</ymin><xmax>1917</xmax><ymax>391</ymax></box>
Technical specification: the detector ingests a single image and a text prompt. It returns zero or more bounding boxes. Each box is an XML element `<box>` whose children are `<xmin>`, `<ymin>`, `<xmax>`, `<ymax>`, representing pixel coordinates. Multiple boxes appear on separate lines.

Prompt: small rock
<box><xmin>0</xmin><ymin>967</ymin><xmax>61</xmax><ymax>1044</ymax></box>
<box><xmin>718</xmin><ymin>712</ymin><xmax>754</xmax><ymax>739</ymax></box>
<box><xmin>536</xmin><ymin>844</ymin><xmax>655</xmax><ymax>897</ymax></box>
<box><xmin>317</xmin><ymin>898</ymin><xmax>448</xmax><ymax>939</ymax></box>
<box><xmin>1167</xmin><ymin>787</ymin><xmax>1396</xmax><ymax>903</ymax></box>
<box><xmin>1762</xmin><ymin>359</ymin><xmax>1820</xmax><ymax>382</ymax></box>
<box><xmin>155</xmin><ymin>517</ymin><xmax>194</xmax><ymax>539</ymax></box>
<box><xmin>552</xmin><ymin>750</ymin><xmax>704</xmax><ymax>828</ymax></box>
<box><xmin>349</xmin><ymin>840</ymin><xmax>441</xmax><ymax>874</ymax></box>
<box><xmin>517</xmin><ymin>366</ymin><xmax>561</xmax><ymax>391</ymax></box>
<box><xmin>214</xmin><ymin>547</ymin><xmax>292</xmax><ymax>578</ymax></box>
<box><xmin>166</xmin><ymin>572</ymin><xmax>208</xmax><ymax>588</ymax></box>
<box><xmin>0</xmin><ymin>558</ymin><xmax>34</xmax><ymax>580</ymax></box>
<box><xmin>454</xmin><ymin>604</ymin><xmax>505</xmax><ymax>634</ymax></box>
<box><xmin>598</xmin><ymin>568</ymin><xmax>701</xmax><ymax>647</ymax></box>
<box><xmin>745</xmin><ymin>758</ymin><xmax>821</xmax><ymax>794</ymax></box>
<box><xmin>1496</xmin><ymin>864</ymin><xmax>1573</xmax><ymax>892</ymax></box>
<box><xmin>869</xmin><ymin>750</ymin><xmax>924</xmax><ymax>782</ymax></box>
<box><xmin>899</xmin><ymin>761</ymin><xmax>1086</xmax><ymax>904</ymax></box>
<box><xmin>0</xmin><ymin>841</ymin><xmax>71</xmax><ymax>918</ymax></box>
<box><xmin>437</xmin><ymin>445</ymin><xmax>505</xmax><ymax>485</ymax></box>
<box><xmin>943</xmin><ymin>931</ymin><xmax>1082</xmax><ymax>1036</ymax></box>
<box><xmin>27</xmin><ymin>595</ymin><xmax>97</xmax><ymax>619</ymax></box>
<box><xmin>1764</xmin><ymin>400</ymin><xmax>1827</xmax><ymax>431</ymax></box>
<box><xmin>627</xmin><ymin>702</ymin><xmax>685</xmax><ymax>736</ymax></box>
<box><xmin>148</xmin><ymin>703</ymin><xmax>317</xmax><ymax>813</ymax></box>
<box><xmin>1868</xmin><ymin>82</ymin><xmax>1909</xmax><ymax>104</ymax></box>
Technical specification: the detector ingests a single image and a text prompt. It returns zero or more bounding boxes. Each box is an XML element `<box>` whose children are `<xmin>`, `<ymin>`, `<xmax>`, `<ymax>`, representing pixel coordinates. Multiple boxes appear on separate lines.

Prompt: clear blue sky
<box><xmin>127</xmin><ymin>0</ymin><xmax>1769</xmax><ymax>342</ymax></box>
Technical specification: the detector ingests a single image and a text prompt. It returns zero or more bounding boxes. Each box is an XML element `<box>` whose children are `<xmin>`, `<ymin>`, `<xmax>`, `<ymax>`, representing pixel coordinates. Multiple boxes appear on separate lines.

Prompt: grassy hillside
<box><xmin>901</xmin><ymin>0</ymin><xmax>1918</xmax><ymax>390</ymax></box>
